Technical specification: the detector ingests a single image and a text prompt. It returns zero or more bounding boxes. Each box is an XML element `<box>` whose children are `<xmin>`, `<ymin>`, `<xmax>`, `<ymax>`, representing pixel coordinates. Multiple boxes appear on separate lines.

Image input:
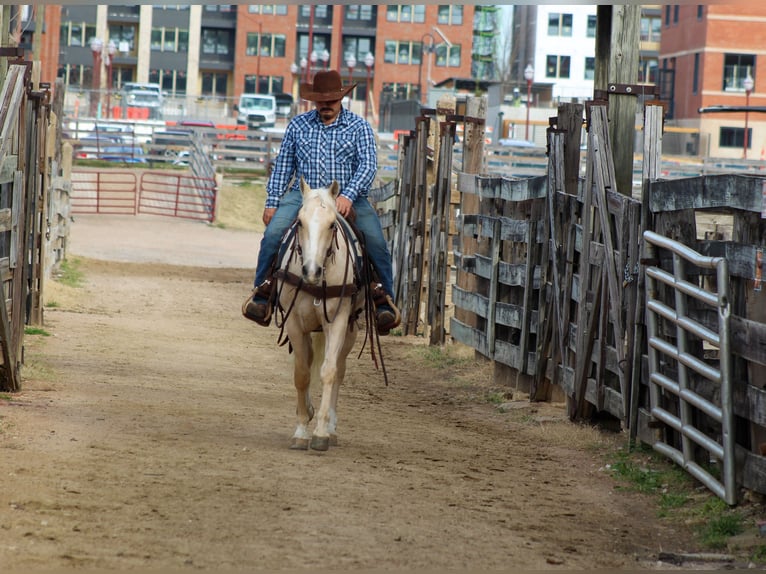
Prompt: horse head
<box><xmin>296</xmin><ymin>177</ymin><xmax>340</xmax><ymax>285</ymax></box>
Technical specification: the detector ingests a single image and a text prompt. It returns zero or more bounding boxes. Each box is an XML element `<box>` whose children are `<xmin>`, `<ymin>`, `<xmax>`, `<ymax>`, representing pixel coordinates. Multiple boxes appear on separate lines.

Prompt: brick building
<box><xmin>660</xmin><ymin>4</ymin><xmax>766</xmax><ymax>157</ymax></box>
<box><xmin>22</xmin><ymin>4</ymin><xmax>478</xmax><ymax>124</ymax></box>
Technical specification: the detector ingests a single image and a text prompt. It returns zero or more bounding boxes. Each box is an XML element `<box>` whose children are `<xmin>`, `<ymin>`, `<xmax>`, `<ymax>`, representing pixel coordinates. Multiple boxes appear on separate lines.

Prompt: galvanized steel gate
<box><xmin>643</xmin><ymin>230</ymin><xmax>736</xmax><ymax>505</ymax></box>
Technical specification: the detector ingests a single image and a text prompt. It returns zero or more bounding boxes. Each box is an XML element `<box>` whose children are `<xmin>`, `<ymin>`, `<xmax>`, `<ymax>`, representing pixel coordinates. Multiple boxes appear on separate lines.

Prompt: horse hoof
<box><xmin>310</xmin><ymin>436</ymin><xmax>330</xmax><ymax>451</ymax></box>
<box><xmin>290</xmin><ymin>438</ymin><xmax>310</xmax><ymax>450</ymax></box>
<box><xmin>329</xmin><ymin>434</ymin><xmax>338</xmax><ymax>447</ymax></box>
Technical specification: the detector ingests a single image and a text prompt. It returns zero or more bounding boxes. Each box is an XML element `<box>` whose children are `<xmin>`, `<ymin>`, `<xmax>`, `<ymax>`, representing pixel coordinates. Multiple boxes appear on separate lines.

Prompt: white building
<box><xmin>512</xmin><ymin>4</ymin><xmax>597</xmax><ymax>103</ymax></box>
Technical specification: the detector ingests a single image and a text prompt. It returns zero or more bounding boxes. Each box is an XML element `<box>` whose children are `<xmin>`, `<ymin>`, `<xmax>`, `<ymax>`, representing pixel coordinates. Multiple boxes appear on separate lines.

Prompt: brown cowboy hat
<box><xmin>299</xmin><ymin>70</ymin><xmax>357</xmax><ymax>102</ymax></box>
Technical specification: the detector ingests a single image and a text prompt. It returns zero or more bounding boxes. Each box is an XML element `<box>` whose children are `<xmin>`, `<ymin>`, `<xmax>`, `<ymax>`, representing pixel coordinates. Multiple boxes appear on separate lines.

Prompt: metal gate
<box><xmin>71</xmin><ymin>171</ymin><xmax>137</xmax><ymax>215</ymax></box>
<box><xmin>138</xmin><ymin>172</ymin><xmax>217</xmax><ymax>222</ymax></box>
<box><xmin>71</xmin><ymin>170</ymin><xmax>217</xmax><ymax>222</ymax></box>
<box><xmin>643</xmin><ymin>230</ymin><xmax>736</xmax><ymax>505</ymax></box>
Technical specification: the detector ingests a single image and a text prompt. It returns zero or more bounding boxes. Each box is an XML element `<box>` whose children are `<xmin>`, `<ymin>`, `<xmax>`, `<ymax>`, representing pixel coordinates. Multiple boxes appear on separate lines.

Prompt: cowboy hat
<box><xmin>299</xmin><ymin>70</ymin><xmax>357</xmax><ymax>102</ymax></box>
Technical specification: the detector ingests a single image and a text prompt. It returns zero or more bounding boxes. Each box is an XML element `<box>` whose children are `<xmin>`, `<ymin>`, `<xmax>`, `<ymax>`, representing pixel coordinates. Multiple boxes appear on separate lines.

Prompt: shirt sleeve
<box><xmin>264</xmin><ymin>122</ymin><xmax>298</xmax><ymax>209</ymax></box>
<box><xmin>339</xmin><ymin>121</ymin><xmax>377</xmax><ymax>203</ymax></box>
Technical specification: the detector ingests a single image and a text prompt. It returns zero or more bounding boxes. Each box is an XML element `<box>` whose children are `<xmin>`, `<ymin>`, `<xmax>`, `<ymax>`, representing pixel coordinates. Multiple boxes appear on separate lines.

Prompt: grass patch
<box><xmin>698</xmin><ymin>511</ymin><xmax>745</xmax><ymax>549</ymax></box>
<box><xmin>56</xmin><ymin>258</ymin><xmax>84</xmax><ymax>288</ymax></box>
<box><xmin>44</xmin><ymin>300</ymin><xmax>60</xmax><ymax>308</ymax></box>
<box><xmin>751</xmin><ymin>546</ymin><xmax>766</xmax><ymax>563</ymax></box>
<box><xmin>418</xmin><ymin>345</ymin><xmax>474</xmax><ymax>369</ymax></box>
<box><xmin>0</xmin><ymin>392</ymin><xmax>12</xmax><ymax>401</ymax></box>
<box><xmin>605</xmin><ymin>444</ymin><xmax>761</xmax><ymax>556</ymax></box>
<box><xmin>213</xmin><ymin>178</ymin><xmax>267</xmax><ymax>232</ymax></box>
<box><xmin>25</xmin><ymin>326</ymin><xmax>50</xmax><ymax>337</ymax></box>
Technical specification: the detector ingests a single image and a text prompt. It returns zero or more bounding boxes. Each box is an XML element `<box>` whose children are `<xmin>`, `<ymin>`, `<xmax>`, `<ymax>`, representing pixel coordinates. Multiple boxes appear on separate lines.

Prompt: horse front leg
<box><xmin>290</xmin><ymin>333</ymin><xmax>314</xmax><ymax>450</ymax></box>
<box><xmin>327</xmin><ymin>321</ymin><xmax>359</xmax><ymax>447</ymax></box>
<box><xmin>310</xmin><ymin>320</ymin><xmax>351</xmax><ymax>451</ymax></box>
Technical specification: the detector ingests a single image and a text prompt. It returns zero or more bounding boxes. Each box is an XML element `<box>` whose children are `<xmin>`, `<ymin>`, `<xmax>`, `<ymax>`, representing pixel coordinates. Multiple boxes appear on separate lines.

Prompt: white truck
<box><xmin>235</xmin><ymin>94</ymin><xmax>277</xmax><ymax>130</ymax></box>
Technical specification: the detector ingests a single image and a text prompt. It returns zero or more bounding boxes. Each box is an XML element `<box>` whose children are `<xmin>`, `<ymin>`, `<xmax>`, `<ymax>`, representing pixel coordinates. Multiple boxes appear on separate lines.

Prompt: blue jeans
<box><xmin>253</xmin><ymin>187</ymin><xmax>394</xmax><ymax>303</ymax></box>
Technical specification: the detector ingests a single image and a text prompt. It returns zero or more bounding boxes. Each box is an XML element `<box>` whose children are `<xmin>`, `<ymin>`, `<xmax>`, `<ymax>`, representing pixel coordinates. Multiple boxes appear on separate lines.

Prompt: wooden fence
<box><xmin>0</xmin><ymin>63</ymin><xmax>62</xmax><ymax>391</ymax></box>
<box><xmin>375</xmin><ymin>95</ymin><xmax>766</xmax><ymax>501</ymax></box>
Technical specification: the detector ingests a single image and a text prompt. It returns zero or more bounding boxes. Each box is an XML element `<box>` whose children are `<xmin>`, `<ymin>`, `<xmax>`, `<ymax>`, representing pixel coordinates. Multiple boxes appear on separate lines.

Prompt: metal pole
<box><xmin>106</xmin><ymin>54</ymin><xmax>112</xmax><ymax>118</ymax></box>
<box><xmin>744</xmin><ymin>88</ymin><xmax>750</xmax><ymax>158</ymax></box>
<box><xmin>525</xmin><ymin>78</ymin><xmax>532</xmax><ymax>140</ymax></box>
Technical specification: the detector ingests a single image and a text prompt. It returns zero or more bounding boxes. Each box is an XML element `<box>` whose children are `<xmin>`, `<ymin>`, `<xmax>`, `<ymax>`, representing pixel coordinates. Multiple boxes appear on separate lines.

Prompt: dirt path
<box><xmin>0</xmin><ymin>215</ymin><xmax>708</xmax><ymax>570</ymax></box>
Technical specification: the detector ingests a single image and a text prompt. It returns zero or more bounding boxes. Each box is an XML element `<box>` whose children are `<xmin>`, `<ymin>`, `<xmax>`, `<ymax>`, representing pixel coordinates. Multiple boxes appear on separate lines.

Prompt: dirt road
<box><xmin>0</xmin><ymin>214</ymin><xmax>708</xmax><ymax>570</ymax></box>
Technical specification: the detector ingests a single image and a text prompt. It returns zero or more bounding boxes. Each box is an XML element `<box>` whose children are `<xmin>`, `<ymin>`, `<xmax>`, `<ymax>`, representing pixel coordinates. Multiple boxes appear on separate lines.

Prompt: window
<box><xmin>246</xmin><ymin>33</ymin><xmax>286</xmax><ymax>58</ymax></box>
<box><xmin>244</xmin><ymin>75</ymin><xmax>285</xmax><ymax>94</ymax></box>
<box><xmin>109</xmin><ymin>24</ymin><xmax>136</xmax><ymax>54</ymax></box>
<box><xmin>720</xmin><ymin>126</ymin><xmax>750</xmax><ymax>149</ymax></box>
<box><xmin>384</xmin><ymin>40</ymin><xmax>420</xmax><ymax>65</ymax></box>
<box><xmin>343</xmin><ymin>37</ymin><xmax>374</xmax><ymax>63</ymax></box>
<box><xmin>201</xmin><ymin>72</ymin><xmax>228</xmax><ymax>97</ymax></box>
<box><xmin>723</xmin><ymin>53</ymin><xmax>756</xmax><ymax>91</ymax></box>
<box><xmin>148</xmin><ymin>69</ymin><xmax>186</xmax><ymax>95</ymax></box>
<box><xmin>60</xmin><ymin>21</ymin><xmax>98</xmax><ymax>47</ymax></box>
<box><xmin>434</xmin><ymin>44</ymin><xmax>460</xmax><ymax>67</ymax></box>
<box><xmin>201</xmin><ymin>29</ymin><xmax>231</xmax><ymax>55</ymax></box>
<box><xmin>587</xmin><ymin>15</ymin><xmax>597</xmax><ymax>38</ymax></box>
<box><xmin>300</xmin><ymin>5</ymin><xmax>329</xmax><ymax>19</ymax></box>
<box><xmin>150</xmin><ymin>27</ymin><xmax>188</xmax><ymax>52</ymax></box>
<box><xmin>248</xmin><ymin>5</ymin><xmax>287</xmax><ymax>15</ymax></box>
<box><xmin>665</xmin><ymin>5</ymin><xmax>671</xmax><ymax>26</ymax></box>
<box><xmin>437</xmin><ymin>5</ymin><xmax>462</xmax><ymax>25</ymax></box>
<box><xmin>698</xmin><ymin>5</ymin><xmax>704</xmax><ymax>20</ymax></box>
<box><xmin>548</xmin><ymin>13</ymin><xmax>573</xmax><ymax>36</ymax></box>
<box><xmin>640</xmin><ymin>16</ymin><xmax>661</xmax><ymax>42</ymax></box>
<box><xmin>204</xmin><ymin>5</ymin><xmax>234</xmax><ymax>13</ymax></box>
<box><xmin>386</xmin><ymin>5</ymin><xmax>424</xmax><ymax>23</ymax></box>
<box><xmin>639</xmin><ymin>58</ymin><xmax>658</xmax><ymax>83</ymax></box>
<box><xmin>297</xmin><ymin>34</ymin><xmax>330</xmax><ymax>60</ymax></box>
<box><xmin>345</xmin><ymin>5</ymin><xmax>374</xmax><ymax>21</ymax></box>
<box><xmin>673</xmin><ymin>5</ymin><xmax>679</xmax><ymax>23</ymax></box>
<box><xmin>585</xmin><ymin>57</ymin><xmax>595</xmax><ymax>80</ymax></box>
<box><xmin>546</xmin><ymin>55</ymin><xmax>571</xmax><ymax>79</ymax></box>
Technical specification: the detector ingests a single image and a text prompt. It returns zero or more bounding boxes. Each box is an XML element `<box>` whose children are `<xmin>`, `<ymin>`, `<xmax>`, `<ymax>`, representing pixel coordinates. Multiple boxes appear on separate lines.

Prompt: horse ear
<box><xmin>329</xmin><ymin>180</ymin><xmax>340</xmax><ymax>199</ymax></box>
<box><xmin>300</xmin><ymin>176</ymin><xmax>312</xmax><ymax>197</ymax></box>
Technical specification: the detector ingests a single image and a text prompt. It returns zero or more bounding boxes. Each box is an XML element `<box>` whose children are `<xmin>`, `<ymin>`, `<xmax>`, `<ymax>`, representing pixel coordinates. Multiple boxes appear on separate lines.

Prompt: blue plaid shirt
<box><xmin>265</xmin><ymin>107</ymin><xmax>377</xmax><ymax>209</ymax></box>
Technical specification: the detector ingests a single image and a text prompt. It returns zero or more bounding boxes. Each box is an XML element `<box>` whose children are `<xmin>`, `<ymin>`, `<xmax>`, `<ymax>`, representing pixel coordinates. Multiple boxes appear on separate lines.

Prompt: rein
<box><xmin>272</xmin><ymin>212</ymin><xmax>390</xmax><ymax>386</ymax></box>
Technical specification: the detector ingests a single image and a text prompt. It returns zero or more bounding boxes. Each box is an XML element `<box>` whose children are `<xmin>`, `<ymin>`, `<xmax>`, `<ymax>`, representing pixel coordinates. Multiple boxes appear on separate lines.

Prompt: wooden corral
<box><xmin>0</xmin><ymin>63</ymin><xmax>64</xmax><ymax>391</ymax></box>
<box><xmin>375</xmin><ymin>95</ymin><xmax>766</xmax><ymax>502</ymax></box>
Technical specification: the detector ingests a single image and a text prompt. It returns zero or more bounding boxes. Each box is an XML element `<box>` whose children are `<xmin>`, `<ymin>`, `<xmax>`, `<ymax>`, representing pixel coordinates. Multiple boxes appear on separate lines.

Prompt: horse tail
<box><xmin>310</xmin><ymin>331</ymin><xmax>325</xmax><ymax>390</ymax></box>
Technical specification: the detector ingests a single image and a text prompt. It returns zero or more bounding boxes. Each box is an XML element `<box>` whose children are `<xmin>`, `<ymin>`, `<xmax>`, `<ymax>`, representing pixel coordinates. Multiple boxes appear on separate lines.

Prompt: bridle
<box><xmin>274</xmin><ymin>215</ymin><xmax>361</xmax><ymax>328</ymax></box>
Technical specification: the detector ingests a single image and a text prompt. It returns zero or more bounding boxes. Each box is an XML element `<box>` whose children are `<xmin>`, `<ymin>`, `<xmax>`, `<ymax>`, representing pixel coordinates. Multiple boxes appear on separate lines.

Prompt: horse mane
<box><xmin>302</xmin><ymin>184</ymin><xmax>339</xmax><ymax>218</ymax></box>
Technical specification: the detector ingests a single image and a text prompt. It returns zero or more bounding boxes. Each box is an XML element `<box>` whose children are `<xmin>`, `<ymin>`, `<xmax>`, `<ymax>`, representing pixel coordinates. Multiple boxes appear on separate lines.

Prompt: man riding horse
<box><xmin>243</xmin><ymin>69</ymin><xmax>400</xmax><ymax>335</ymax></box>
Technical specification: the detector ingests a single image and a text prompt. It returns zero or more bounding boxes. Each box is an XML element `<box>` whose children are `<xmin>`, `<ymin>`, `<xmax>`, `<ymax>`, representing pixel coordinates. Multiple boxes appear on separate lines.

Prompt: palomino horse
<box><xmin>272</xmin><ymin>178</ymin><xmax>369</xmax><ymax>451</ymax></box>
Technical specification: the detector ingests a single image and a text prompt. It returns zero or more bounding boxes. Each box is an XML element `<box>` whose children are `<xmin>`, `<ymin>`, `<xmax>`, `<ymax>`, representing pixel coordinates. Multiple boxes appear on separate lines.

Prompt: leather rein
<box><xmin>273</xmin><ymin>218</ymin><xmax>362</xmax><ymax>331</ymax></box>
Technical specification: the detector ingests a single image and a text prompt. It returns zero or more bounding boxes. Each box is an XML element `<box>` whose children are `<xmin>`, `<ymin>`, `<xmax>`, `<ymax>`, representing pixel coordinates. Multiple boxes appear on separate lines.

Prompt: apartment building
<box><xmin>660</xmin><ymin>4</ymin><xmax>766</xmax><ymax>158</ymax></box>
<box><xmin>24</xmin><ymin>4</ymin><xmax>477</xmax><ymax>123</ymax></box>
<box><xmin>510</xmin><ymin>5</ymin><xmax>661</xmax><ymax>105</ymax></box>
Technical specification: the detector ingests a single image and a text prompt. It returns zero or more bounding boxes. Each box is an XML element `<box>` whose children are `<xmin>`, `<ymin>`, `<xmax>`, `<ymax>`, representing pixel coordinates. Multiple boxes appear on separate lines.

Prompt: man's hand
<box><xmin>263</xmin><ymin>207</ymin><xmax>277</xmax><ymax>226</ymax></box>
<box><xmin>335</xmin><ymin>196</ymin><xmax>352</xmax><ymax>218</ymax></box>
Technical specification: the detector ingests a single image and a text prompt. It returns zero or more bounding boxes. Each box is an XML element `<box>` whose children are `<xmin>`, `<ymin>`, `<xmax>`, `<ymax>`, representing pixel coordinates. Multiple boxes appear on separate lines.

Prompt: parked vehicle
<box><xmin>235</xmin><ymin>94</ymin><xmax>276</xmax><ymax>130</ymax></box>
<box><xmin>271</xmin><ymin>92</ymin><xmax>294</xmax><ymax>118</ymax></box>
<box><xmin>148</xmin><ymin>129</ymin><xmax>193</xmax><ymax>161</ymax></box>
<box><xmin>100</xmin><ymin>145</ymin><xmax>148</xmax><ymax>164</ymax></box>
<box><xmin>121</xmin><ymin>87</ymin><xmax>164</xmax><ymax>120</ymax></box>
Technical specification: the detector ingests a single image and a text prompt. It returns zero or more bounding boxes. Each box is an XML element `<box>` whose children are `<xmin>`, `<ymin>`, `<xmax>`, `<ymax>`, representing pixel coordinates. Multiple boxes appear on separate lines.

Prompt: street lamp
<box><xmin>320</xmin><ymin>49</ymin><xmax>330</xmax><ymax>71</ymax></box>
<box><xmin>743</xmin><ymin>72</ymin><xmax>754</xmax><ymax>159</ymax></box>
<box><xmin>290</xmin><ymin>62</ymin><xmax>301</xmax><ymax>115</ymax></box>
<box><xmin>89</xmin><ymin>37</ymin><xmax>103</xmax><ymax>117</ymax></box>
<box><xmin>417</xmin><ymin>33</ymin><xmax>435</xmax><ymax>105</ymax></box>
<box><xmin>345</xmin><ymin>54</ymin><xmax>357</xmax><ymax>109</ymax></box>
<box><xmin>310</xmin><ymin>50</ymin><xmax>318</xmax><ymax>79</ymax></box>
<box><xmin>364</xmin><ymin>52</ymin><xmax>374</xmax><ymax>121</ymax></box>
<box><xmin>524</xmin><ymin>64</ymin><xmax>534</xmax><ymax>141</ymax></box>
<box><xmin>105</xmin><ymin>40</ymin><xmax>117</xmax><ymax>118</ymax></box>
<box><xmin>299</xmin><ymin>57</ymin><xmax>308</xmax><ymax>111</ymax></box>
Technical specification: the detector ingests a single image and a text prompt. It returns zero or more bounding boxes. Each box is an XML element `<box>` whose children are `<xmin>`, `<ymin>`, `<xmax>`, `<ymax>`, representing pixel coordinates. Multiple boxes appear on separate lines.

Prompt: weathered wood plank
<box><xmin>649</xmin><ymin>174</ymin><xmax>766</xmax><ymax>214</ymax></box>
